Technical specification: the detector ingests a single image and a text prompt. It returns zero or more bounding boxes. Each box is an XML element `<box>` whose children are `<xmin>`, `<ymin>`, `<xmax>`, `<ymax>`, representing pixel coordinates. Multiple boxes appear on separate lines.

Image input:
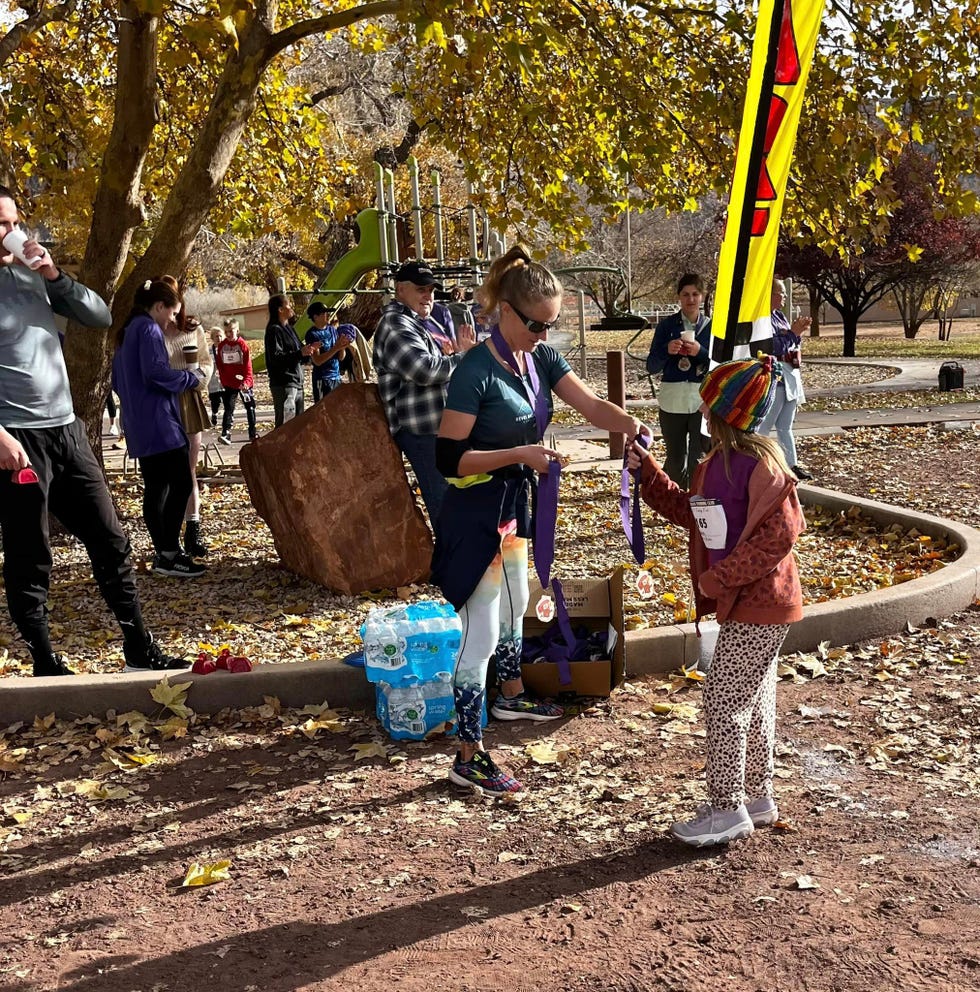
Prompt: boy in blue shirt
<box><xmin>304</xmin><ymin>302</ymin><xmax>352</xmax><ymax>402</ymax></box>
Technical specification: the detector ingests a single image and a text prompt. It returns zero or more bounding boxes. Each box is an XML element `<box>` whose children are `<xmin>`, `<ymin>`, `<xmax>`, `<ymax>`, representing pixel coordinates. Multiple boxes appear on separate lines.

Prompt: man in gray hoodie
<box><xmin>0</xmin><ymin>185</ymin><xmax>188</xmax><ymax>676</ymax></box>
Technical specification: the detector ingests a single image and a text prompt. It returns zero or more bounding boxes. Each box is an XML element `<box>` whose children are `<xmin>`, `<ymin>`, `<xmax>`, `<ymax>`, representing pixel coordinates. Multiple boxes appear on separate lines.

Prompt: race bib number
<box><xmin>690</xmin><ymin>496</ymin><xmax>727</xmax><ymax>550</ymax></box>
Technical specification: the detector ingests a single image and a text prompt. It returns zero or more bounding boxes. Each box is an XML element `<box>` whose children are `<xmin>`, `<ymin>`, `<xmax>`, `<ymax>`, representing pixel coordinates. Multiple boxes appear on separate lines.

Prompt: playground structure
<box><xmin>288</xmin><ymin>159</ymin><xmax>505</xmax><ymax>345</ymax></box>
<box><xmin>253</xmin><ymin>160</ymin><xmax>651</xmax><ymax>382</ymax></box>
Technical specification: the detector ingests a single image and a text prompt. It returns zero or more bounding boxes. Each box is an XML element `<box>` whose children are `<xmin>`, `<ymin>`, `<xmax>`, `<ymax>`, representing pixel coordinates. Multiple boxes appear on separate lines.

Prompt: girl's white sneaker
<box><xmin>670</xmin><ymin>804</ymin><xmax>754</xmax><ymax>847</ymax></box>
<box><xmin>745</xmin><ymin>796</ymin><xmax>779</xmax><ymax>827</ymax></box>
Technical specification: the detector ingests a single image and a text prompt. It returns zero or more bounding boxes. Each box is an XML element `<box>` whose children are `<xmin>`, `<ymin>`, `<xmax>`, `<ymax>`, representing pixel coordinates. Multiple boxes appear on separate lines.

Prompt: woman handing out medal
<box><xmin>431</xmin><ymin>245</ymin><xmax>649</xmax><ymax>799</ymax></box>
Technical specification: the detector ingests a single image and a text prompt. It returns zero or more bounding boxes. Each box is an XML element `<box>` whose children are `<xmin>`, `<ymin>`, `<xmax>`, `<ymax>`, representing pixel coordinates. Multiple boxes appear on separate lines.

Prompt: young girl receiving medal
<box><xmin>629</xmin><ymin>356</ymin><xmax>806</xmax><ymax>846</ymax></box>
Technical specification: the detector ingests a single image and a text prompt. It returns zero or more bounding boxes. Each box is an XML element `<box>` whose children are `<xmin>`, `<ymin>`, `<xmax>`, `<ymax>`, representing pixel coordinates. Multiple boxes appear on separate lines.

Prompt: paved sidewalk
<box><xmin>98</xmin><ymin>358</ymin><xmax>980</xmax><ymax>476</ymax></box>
<box><xmin>554</xmin><ymin>358</ymin><xmax>980</xmax><ymax>468</ymax></box>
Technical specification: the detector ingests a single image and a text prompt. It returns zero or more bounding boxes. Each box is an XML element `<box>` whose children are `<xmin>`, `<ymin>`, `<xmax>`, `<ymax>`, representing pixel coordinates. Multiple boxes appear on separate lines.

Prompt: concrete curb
<box><xmin>3</xmin><ymin>492</ymin><xmax>979</xmax><ymax>728</ymax></box>
<box><xmin>0</xmin><ymin>658</ymin><xmax>377</xmax><ymax>727</ymax></box>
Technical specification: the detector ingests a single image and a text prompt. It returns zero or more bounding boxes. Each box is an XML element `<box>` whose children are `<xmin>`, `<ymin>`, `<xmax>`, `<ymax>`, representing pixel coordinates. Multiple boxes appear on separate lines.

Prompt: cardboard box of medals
<box><xmin>520</xmin><ymin>567</ymin><xmax>625</xmax><ymax>698</ymax></box>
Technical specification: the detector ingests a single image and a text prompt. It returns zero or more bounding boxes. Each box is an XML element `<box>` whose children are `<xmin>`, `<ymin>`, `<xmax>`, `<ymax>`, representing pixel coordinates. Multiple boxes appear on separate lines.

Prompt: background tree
<box><xmin>781</xmin><ymin>151</ymin><xmax>980</xmax><ymax>354</ymax></box>
<box><xmin>881</xmin><ymin>151</ymin><xmax>980</xmax><ymax>339</ymax></box>
<box><xmin>2</xmin><ymin>1</ymin><xmax>980</xmax><ymax>457</ymax></box>
<box><xmin>557</xmin><ymin>196</ymin><xmax>723</xmax><ymax>317</ymax></box>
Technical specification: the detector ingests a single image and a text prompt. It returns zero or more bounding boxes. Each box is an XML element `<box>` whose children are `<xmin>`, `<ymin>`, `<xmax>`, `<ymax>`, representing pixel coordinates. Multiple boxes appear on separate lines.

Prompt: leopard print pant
<box><xmin>703</xmin><ymin>621</ymin><xmax>789</xmax><ymax>810</ymax></box>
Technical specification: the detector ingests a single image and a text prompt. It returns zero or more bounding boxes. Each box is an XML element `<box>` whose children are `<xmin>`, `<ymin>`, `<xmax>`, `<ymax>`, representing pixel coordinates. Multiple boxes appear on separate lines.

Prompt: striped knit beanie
<box><xmin>699</xmin><ymin>357</ymin><xmax>778</xmax><ymax>433</ymax></box>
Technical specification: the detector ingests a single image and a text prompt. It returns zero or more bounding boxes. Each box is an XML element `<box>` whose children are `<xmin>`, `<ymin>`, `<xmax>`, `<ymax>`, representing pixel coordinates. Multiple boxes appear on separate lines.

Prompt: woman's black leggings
<box><xmin>138</xmin><ymin>445</ymin><xmax>192</xmax><ymax>556</ymax></box>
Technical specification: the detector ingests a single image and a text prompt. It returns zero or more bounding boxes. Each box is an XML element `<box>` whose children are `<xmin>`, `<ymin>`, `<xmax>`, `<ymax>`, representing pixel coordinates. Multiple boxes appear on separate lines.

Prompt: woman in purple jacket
<box><xmin>112</xmin><ymin>279</ymin><xmax>207</xmax><ymax>578</ymax></box>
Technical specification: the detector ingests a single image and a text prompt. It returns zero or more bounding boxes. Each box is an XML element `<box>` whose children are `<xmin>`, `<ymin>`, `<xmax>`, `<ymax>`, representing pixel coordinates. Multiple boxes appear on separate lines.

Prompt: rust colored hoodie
<box><xmin>638</xmin><ymin>450</ymin><xmax>806</xmax><ymax>625</ymax></box>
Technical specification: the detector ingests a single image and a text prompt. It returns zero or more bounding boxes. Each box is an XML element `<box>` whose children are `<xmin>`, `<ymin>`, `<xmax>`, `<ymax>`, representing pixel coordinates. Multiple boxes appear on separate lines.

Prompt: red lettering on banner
<box><xmin>776</xmin><ymin>0</ymin><xmax>801</xmax><ymax>84</ymax></box>
<box><xmin>748</xmin><ymin>3</ymin><xmax>806</xmax><ymax>238</ymax></box>
<box><xmin>756</xmin><ymin>96</ymin><xmax>788</xmax><ymax>202</ymax></box>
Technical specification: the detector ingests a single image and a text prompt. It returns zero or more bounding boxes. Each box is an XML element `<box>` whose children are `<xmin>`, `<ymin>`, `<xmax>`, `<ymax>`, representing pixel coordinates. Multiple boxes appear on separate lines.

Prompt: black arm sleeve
<box><xmin>435</xmin><ymin>436</ymin><xmax>473</xmax><ymax>478</ymax></box>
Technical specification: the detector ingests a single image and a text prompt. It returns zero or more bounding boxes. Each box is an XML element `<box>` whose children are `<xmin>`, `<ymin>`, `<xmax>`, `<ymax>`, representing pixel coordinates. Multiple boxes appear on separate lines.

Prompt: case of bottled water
<box><xmin>374</xmin><ymin>674</ymin><xmax>488</xmax><ymax>741</ymax></box>
<box><xmin>361</xmin><ymin>601</ymin><xmax>461</xmax><ymax>685</ymax></box>
<box><xmin>375</xmin><ymin>674</ymin><xmax>457</xmax><ymax>740</ymax></box>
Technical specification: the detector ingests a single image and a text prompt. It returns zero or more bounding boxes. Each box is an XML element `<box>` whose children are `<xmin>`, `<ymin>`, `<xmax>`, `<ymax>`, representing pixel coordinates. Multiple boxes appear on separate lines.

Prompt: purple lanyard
<box><xmin>490</xmin><ymin>325</ymin><xmax>549</xmax><ymax>440</ymax></box>
<box><xmin>621</xmin><ymin>434</ymin><xmax>650</xmax><ymax>565</ymax></box>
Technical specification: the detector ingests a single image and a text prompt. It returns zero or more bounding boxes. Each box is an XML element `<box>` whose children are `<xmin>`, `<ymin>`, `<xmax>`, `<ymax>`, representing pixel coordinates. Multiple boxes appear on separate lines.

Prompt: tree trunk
<box><xmin>808</xmin><ymin>284</ymin><xmax>820</xmax><ymax>337</ymax></box>
<box><xmin>63</xmin><ymin>2</ymin><xmax>159</xmax><ymax>462</ymax></box>
<box><xmin>60</xmin><ymin>0</ymin><xmax>406</xmax><ymax>464</ymax></box>
<box><xmin>842</xmin><ymin>313</ymin><xmax>859</xmax><ymax>357</ymax></box>
<box><xmin>70</xmin><ymin>10</ymin><xmax>280</xmax><ymax>454</ymax></box>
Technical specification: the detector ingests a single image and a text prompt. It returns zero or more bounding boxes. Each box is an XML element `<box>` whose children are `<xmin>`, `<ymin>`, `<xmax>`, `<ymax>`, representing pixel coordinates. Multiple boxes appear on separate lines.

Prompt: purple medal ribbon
<box><xmin>488</xmin><ymin>329</ymin><xmax>575</xmax><ymax>687</ymax></box>
<box><xmin>490</xmin><ymin>324</ymin><xmax>550</xmax><ymax>440</ymax></box>
<box><xmin>621</xmin><ymin>434</ymin><xmax>650</xmax><ymax>565</ymax></box>
<box><xmin>534</xmin><ymin>460</ymin><xmax>573</xmax><ymax>686</ymax></box>
<box><xmin>534</xmin><ymin>459</ymin><xmax>560</xmax><ymax>589</ymax></box>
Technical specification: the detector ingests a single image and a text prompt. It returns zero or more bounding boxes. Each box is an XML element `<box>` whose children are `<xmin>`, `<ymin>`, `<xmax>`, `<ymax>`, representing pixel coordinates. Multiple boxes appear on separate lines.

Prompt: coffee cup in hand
<box><xmin>2</xmin><ymin>228</ymin><xmax>45</xmax><ymax>270</ymax></box>
<box><xmin>680</xmin><ymin>329</ymin><xmax>696</xmax><ymax>344</ymax></box>
<box><xmin>182</xmin><ymin>344</ymin><xmax>200</xmax><ymax>370</ymax></box>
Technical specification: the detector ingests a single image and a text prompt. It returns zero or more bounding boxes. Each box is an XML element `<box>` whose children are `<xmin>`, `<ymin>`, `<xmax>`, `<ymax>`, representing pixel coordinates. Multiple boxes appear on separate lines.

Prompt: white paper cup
<box><xmin>2</xmin><ymin>228</ymin><xmax>44</xmax><ymax>270</ymax></box>
<box><xmin>680</xmin><ymin>329</ymin><xmax>696</xmax><ymax>343</ymax></box>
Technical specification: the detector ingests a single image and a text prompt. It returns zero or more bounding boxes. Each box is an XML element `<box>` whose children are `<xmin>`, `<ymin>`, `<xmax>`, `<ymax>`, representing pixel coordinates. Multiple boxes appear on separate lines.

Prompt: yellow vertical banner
<box><xmin>712</xmin><ymin>0</ymin><xmax>826</xmax><ymax>362</ymax></box>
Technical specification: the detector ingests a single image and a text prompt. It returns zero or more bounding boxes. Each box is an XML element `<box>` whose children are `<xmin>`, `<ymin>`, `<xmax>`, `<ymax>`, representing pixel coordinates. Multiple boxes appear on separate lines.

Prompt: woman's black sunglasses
<box><xmin>506</xmin><ymin>301</ymin><xmax>561</xmax><ymax>335</ymax></box>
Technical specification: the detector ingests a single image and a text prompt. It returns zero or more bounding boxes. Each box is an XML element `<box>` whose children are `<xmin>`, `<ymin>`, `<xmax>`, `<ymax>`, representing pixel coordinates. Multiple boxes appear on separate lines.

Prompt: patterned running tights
<box><xmin>703</xmin><ymin>621</ymin><xmax>790</xmax><ymax>810</ymax></box>
<box><xmin>452</xmin><ymin>532</ymin><xmax>529</xmax><ymax>744</ymax></box>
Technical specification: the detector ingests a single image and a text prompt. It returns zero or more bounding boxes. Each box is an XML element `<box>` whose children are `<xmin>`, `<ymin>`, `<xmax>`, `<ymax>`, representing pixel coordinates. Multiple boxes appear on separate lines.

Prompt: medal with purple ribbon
<box><xmin>621</xmin><ymin>433</ymin><xmax>650</xmax><ymax>565</ymax></box>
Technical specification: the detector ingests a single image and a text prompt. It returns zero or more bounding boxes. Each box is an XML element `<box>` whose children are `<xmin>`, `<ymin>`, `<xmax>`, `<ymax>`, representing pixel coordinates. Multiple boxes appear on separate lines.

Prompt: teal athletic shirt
<box><xmin>444</xmin><ymin>340</ymin><xmax>572</xmax><ymax>449</ymax></box>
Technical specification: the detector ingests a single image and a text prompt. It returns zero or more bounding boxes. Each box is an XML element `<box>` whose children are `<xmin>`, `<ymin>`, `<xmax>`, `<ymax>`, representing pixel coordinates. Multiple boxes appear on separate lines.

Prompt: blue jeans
<box><xmin>394</xmin><ymin>430</ymin><xmax>446</xmax><ymax>522</ymax></box>
<box><xmin>758</xmin><ymin>384</ymin><xmax>799</xmax><ymax>466</ymax></box>
<box><xmin>270</xmin><ymin>383</ymin><xmax>304</xmax><ymax>428</ymax></box>
<box><xmin>312</xmin><ymin>377</ymin><xmax>341</xmax><ymax>403</ymax></box>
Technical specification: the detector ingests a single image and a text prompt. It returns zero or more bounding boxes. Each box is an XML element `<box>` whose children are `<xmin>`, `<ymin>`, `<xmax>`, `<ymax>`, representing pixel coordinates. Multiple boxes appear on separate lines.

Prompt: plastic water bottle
<box><xmin>374</xmin><ymin>673</ymin><xmax>488</xmax><ymax>740</ymax></box>
<box><xmin>362</xmin><ymin>619</ymin><xmax>409</xmax><ymax>682</ymax></box>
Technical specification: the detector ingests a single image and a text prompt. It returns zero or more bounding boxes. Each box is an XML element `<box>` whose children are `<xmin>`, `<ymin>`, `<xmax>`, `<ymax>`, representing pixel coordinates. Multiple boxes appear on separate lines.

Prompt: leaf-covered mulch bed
<box><xmin>804</xmin><ymin>385</ymin><xmax>980</xmax><ymax>413</ymax></box>
<box><xmin>0</xmin><ymin>426</ymin><xmax>963</xmax><ymax>676</ymax></box>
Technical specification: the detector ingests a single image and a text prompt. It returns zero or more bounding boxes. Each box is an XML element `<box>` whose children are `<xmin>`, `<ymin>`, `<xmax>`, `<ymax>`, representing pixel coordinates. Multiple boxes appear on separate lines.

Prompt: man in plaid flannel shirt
<box><xmin>373</xmin><ymin>261</ymin><xmax>476</xmax><ymax>522</ymax></box>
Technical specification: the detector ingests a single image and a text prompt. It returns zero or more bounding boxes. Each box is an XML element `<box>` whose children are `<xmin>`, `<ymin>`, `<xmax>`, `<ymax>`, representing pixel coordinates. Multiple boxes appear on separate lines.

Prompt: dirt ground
<box><xmin>1</xmin><ymin>414</ymin><xmax>980</xmax><ymax>990</ymax></box>
<box><xmin>0</xmin><ymin>609</ymin><xmax>978</xmax><ymax>992</ymax></box>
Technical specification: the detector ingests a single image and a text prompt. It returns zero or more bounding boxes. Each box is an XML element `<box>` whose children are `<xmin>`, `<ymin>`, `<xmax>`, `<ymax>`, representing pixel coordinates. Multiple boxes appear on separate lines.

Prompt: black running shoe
<box><xmin>33</xmin><ymin>654</ymin><xmax>75</xmax><ymax>677</ymax></box>
<box><xmin>123</xmin><ymin>635</ymin><xmax>190</xmax><ymax>673</ymax></box>
<box><xmin>153</xmin><ymin>553</ymin><xmax>206</xmax><ymax>578</ymax></box>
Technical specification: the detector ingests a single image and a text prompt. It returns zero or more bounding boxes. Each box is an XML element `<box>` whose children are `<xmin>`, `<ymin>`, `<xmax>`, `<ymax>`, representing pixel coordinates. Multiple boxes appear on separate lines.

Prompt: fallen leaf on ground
<box><xmin>349</xmin><ymin>742</ymin><xmax>388</xmax><ymax>761</ymax></box>
<box><xmin>181</xmin><ymin>860</ymin><xmax>232</xmax><ymax>887</ymax></box>
<box><xmin>793</xmin><ymin>875</ymin><xmax>820</xmax><ymax>890</ymax></box>
<box><xmin>525</xmin><ymin>741</ymin><xmax>569</xmax><ymax>765</ymax></box>
<box><xmin>150</xmin><ymin>678</ymin><xmax>193</xmax><ymax>719</ymax></box>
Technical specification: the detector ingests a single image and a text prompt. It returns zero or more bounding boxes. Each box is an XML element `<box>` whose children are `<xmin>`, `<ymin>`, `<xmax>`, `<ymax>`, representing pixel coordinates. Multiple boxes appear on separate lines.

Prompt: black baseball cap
<box><xmin>307</xmin><ymin>301</ymin><xmax>331</xmax><ymax>318</ymax></box>
<box><xmin>393</xmin><ymin>260</ymin><xmax>442</xmax><ymax>289</ymax></box>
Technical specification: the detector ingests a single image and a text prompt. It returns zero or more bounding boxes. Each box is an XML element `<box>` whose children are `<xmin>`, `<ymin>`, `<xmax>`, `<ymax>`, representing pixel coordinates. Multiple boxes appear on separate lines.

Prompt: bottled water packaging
<box><xmin>375</xmin><ymin>674</ymin><xmax>458</xmax><ymax>740</ymax></box>
<box><xmin>374</xmin><ymin>674</ymin><xmax>487</xmax><ymax>741</ymax></box>
<box><xmin>361</xmin><ymin>601</ymin><xmax>461</xmax><ymax>685</ymax></box>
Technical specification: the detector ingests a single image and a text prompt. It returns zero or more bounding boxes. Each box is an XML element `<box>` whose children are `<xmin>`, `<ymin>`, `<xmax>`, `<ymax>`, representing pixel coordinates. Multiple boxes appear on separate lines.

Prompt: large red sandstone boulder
<box><xmin>240</xmin><ymin>383</ymin><xmax>433</xmax><ymax>594</ymax></box>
